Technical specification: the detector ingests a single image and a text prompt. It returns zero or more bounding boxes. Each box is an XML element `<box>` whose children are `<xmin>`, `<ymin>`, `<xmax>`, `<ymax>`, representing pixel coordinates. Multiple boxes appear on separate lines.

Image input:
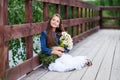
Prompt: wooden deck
<box><xmin>20</xmin><ymin>29</ymin><xmax>120</xmax><ymax>80</ymax></box>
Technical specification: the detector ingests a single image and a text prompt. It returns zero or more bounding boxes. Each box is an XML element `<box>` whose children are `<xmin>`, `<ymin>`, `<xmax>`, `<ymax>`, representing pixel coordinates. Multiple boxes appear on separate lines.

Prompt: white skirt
<box><xmin>48</xmin><ymin>54</ymin><xmax>89</xmax><ymax>72</ymax></box>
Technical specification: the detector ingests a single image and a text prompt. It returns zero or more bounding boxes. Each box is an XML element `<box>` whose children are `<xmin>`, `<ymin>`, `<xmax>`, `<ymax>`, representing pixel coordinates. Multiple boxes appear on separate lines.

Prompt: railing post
<box><xmin>25</xmin><ymin>0</ymin><xmax>33</xmax><ymax>59</ymax></box>
<box><xmin>43</xmin><ymin>2</ymin><xmax>49</xmax><ymax>21</ymax></box>
<box><xmin>56</xmin><ymin>4</ymin><xmax>60</xmax><ymax>14</ymax></box>
<box><xmin>64</xmin><ymin>5</ymin><xmax>69</xmax><ymax>31</ymax></box>
<box><xmin>99</xmin><ymin>7</ymin><xmax>102</xmax><ymax>29</ymax></box>
<box><xmin>0</xmin><ymin>0</ymin><xmax>9</xmax><ymax>80</ymax></box>
<box><xmin>71</xmin><ymin>6</ymin><xmax>75</xmax><ymax>37</ymax></box>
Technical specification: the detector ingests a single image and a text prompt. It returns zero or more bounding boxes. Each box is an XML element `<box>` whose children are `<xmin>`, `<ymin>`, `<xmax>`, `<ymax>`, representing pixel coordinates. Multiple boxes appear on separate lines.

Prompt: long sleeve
<box><xmin>64</xmin><ymin>47</ymin><xmax>70</xmax><ymax>53</ymax></box>
<box><xmin>40</xmin><ymin>31</ymin><xmax>52</xmax><ymax>55</ymax></box>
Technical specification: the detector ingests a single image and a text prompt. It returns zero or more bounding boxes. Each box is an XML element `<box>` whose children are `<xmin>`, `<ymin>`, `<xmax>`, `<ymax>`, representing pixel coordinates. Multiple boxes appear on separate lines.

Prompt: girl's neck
<box><xmin>52</xmin><ymin>28</ymin><xmax>56</xmax><ymax>32</ymax></box>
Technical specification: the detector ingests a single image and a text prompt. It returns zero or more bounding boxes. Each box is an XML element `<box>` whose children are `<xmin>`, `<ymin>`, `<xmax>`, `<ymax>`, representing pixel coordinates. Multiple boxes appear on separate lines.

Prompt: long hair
<box><xmin>46</xmin><ymin>13</ymin><xmax>65</xmax><ymax>47</ymax></box>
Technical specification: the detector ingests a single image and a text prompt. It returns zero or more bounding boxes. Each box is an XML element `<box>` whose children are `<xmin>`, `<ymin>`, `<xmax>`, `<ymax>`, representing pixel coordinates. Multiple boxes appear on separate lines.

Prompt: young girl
<box><xmin>40</xmin><ymin>13</ymin><xmax>92</xmax><ymax>72</ymax></box>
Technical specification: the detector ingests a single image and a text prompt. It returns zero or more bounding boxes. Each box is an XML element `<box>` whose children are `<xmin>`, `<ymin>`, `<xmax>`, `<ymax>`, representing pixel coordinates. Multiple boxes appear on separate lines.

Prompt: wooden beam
<box><xmin>100</xmin><ymin>6</ymin><xmax>120</xmax><ymax>11</ymax></box>
<box><xmin>73</xmin><ymin>26</ymin><xmax>99</xmax><ymax>44</ymax></box>
<box><xmin>0</xmin><ymin>0</ymin><xmax>8</xmax><ymax>80</ymax></box>
<box><xmin>6</xmin><ymin>55</ymin><xmax>40</xmax><ymax>80</ymax></box>
<box><xmin>102</xmin><ymin>17</ymin><xmax>120</xmax><ymax>20</ymax></box>
<box><xmin>56</xmin><ymin>4</ymin><xmax>60</xmax><ymax>14</ymax></box>
<box><xmin>71</xmin><ymin>6</ymin><xmax>75</xmax><ymax>37</ymax></box>
<box><xmin>36</xmin><ymin>0</ymin><xmax>99</xmax><ymax>10</ymax></box>
<box><xmin>4</xmin><ymin>17</ymin><xmax>100</xmax><ymax>42</ymax></box>
<box><xmin>25</xmin><ymin>0</ymin><xmax>33</xmax><ymax>60</ymax></box>
<box><xmin>43</xmin><ymin>2</ymin><xmax>49</xmax><ymax>21</ymax></box>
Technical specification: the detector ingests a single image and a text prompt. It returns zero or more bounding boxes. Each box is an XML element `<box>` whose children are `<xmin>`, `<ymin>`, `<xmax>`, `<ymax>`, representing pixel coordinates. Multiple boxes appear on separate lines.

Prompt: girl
<box><xmin>40</xmin><ymin>13</ymin><xmax>92</xmax><ymax>72</ymax></box>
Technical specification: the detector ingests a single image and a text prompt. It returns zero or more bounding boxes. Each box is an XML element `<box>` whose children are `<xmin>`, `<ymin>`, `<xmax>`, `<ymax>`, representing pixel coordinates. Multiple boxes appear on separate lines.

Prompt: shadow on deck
<box><xmin>20</xmin><ymin>29</ymin><xmax>120</xmax><ymax>80</ymax></box>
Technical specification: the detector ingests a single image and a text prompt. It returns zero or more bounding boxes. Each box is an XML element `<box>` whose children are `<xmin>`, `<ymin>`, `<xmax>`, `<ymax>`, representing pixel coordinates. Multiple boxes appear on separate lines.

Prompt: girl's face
<box><xmin>50</xmin><ymin>16</ymin><xmax>60</xmax><ymax>28</ymax></box>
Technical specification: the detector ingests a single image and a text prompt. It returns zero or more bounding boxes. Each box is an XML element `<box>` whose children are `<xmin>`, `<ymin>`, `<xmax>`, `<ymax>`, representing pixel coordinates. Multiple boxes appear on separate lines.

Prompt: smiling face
<box><xmin>50</xmin><ymin>15</ymin><xmax>60</xmax><ymax>29</ymax></box>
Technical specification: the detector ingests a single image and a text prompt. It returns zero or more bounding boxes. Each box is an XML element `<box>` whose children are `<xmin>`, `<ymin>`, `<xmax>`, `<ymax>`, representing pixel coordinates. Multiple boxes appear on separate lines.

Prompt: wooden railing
<box><xmin>99</xmin><ymin>6</ymin><xmax>120</xmax><ymax>29</ymax></box>
<box><xmin>0</xmin><ymin>0</ymin><xmax>100</xmax><ymax>80</ymax></box>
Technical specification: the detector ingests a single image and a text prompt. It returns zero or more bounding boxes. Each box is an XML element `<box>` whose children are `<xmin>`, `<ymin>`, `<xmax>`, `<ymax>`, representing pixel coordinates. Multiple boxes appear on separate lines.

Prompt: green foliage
<box><xmin>9</xmin><ymin>38</ymin><xmax>26</xmax><ymax>65</ymax></box>
<box><xmin>8</xmin><ymin>0</ymin><xmax>43</xmax><ymax>67</ymax></box>
<box><xmin>8</xmin><ymin>0</ymin><xmax>25</xmax><ymax>25</ymax></box>
<box><xmin>49</xmin><ymin>4</ymin><xmax>56</xmax><ymax>17</ymax></box>
<box><xmin>8</xmin><ymin>0</ymin><xmax>26</xmax><ymax>67</ymax></box>
<box><xmin>86</xmin><ymin>0</ymin><xmax>120</xmax><ymax>27</ymax></box>
<box><xmin>39</xmin><ymin>52</ymin><xmax>59</xmax><ymax>67</ymax></box>
<box><xmin>32</xmin><ymin>1</ymin><xmax>43</xmax><ymax>22</ymax></box>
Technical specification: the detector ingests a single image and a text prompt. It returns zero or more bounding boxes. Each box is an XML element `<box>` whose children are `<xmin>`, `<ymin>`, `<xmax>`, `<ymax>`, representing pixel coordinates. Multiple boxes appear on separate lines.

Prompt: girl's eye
<box><xmin>57</xmin><ymin>20</ymin><xmax>60</xmax><ymax>23</ymax></box>
<box><xmin>52</xmin><ymin>19</ymin><xmax>55</xmax><ymax>21</ymax></box>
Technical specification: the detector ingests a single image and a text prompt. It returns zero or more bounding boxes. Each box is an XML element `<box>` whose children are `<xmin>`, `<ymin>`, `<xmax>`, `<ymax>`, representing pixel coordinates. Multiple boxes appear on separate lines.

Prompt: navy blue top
<box><xmin>40</xmin><ymin>30</ymin><xmax>69</xmax><ymax>55</ymax></box>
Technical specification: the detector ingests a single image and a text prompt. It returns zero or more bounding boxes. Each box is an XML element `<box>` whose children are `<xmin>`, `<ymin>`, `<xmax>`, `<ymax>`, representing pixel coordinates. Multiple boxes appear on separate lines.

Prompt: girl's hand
<box><xmin>51</xmin><ymin>50</ymin><xmax>63</xmax><ymax>57</ymax></box>
<box><xmin>52</xmin><ymin>46</ymin><xmax>65</xmax><ymax>52</ymax></box>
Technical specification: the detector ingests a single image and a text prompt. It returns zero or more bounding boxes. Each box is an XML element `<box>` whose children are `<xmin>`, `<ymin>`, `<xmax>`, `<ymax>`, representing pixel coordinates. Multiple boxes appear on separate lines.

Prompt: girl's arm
<box><xmin>40</xmin><ymin>31</ymin><xmax>52</xmax><ymax>55</ymax></box>
<box><xmin>40</xmin><ymin>31</ymin><xmax>63</xmax><ymax>56</ymax></box>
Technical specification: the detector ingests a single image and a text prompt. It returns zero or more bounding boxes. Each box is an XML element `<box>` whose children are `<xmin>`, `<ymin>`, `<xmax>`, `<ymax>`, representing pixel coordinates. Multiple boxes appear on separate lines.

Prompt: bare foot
<box><xmin>85</xmin><ymin>59</ymin><xmax>92</xmax><ymax>66</ymax></box>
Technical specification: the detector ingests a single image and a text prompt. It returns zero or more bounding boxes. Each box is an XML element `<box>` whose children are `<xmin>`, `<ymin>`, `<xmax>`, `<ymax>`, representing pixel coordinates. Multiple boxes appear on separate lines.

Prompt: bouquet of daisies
<box><xmin>59</xmin><ymin>32</ymin><xmax>73</xmax><ymax>50</ymax></box>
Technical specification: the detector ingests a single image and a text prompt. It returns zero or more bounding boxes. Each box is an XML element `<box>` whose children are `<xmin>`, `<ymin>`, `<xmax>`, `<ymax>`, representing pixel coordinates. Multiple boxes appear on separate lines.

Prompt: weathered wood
<box><xmin>67</xmin><ymin>30</ymin><xmax>109</xmax><ymax>80</ymax></box>
<box><xmin>103</xmin><ymin>17</ymin><xmax>120</xmax><ymax>20</ymax></box>
<box><xmin>56</xmin><ymin>4</ymin><xmax>60</xmax><ymax>14</ymax></box>
<box><xmin>100</xmin><ymin>6</ymin><xmax>120</xmax><ymax>10</ymax></box>
<box><xmin>102</xmin><ymin>25</ymin><xmax>120</xmax><ymax>29</ymax></box>
<box><xmin>71</xmin><ymin>6</ymin><xmax>75</xmax><ymax>37</ymax></box>
<box><xmin>64</xmin><ymin>5</ymin><xmax>68</xmax><ymax>31</ymax></box>
<box><xmin>4</xmin><ymin>22</ymin><xmax>47</xmax><ymax>41</ymax></box>
<box><xmin>73</xmin><ymin>26</ymin><xmax>99</xmax><ymax>44</ymax></box>
<box><xmin>95</xmin><ymin>31</ymin><xmax>119</xmax><ymax>80</ymax></box>
<box><xmin>6</xmin><ymin>55</ymin><xmax>40</xmax><ymax>80</ymax></box>
<box><xmin>81</xmin><ymin>31</ymin><xmax>118</xmax><ymax>80</ymax></box>
<box><xmin>76</xmin><ymin>7</ymin><xmax>80</xmax><ymax>35</ymax></box>
<box><xmin>4</xmin><ymin>17</ymin><xmax>100</xmax><ymax>42</ymax></box>
<box><xmin>110</xmin><ymin>33</ymin><xmax>120</xmax><ymax>80</ymax></box>
<box><xmin>25</xmin><ymin>0</ymin><xmax>33</xmax><ymax>59</ymax></box>
<box><xmin>36</xmin><ymin>0</ymin><xmax>99</xmax><ymax>10</ymax></box>
<box><xmin>99</xmin><ymin>6</ymin><xmax>120</xmax><ymax>29</ymax></box>
<box><xmin>0</xmin><ymin>0</ymin><xmax>8</xmax><ymax>80</ymax></box>
<box><xmin>43</xmin><ymin>2</ymin><xmax>49</xmax><ymax>21</ymax></box>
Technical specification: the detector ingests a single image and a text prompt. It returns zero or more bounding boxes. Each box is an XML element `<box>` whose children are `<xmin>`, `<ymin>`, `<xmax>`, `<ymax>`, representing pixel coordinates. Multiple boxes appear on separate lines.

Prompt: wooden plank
<box><xmin>36</xmin><ymin>0</ymin><xmax>99</xmax><ymax>10</ymax></box>
<box><xmin>67</xmin><ymin>30</ymin><xmax>112</xmax><ymax>80</ymax></box>
<box><xmin>110</xmin><ymin>31</ymin><xmax>120</xmax><ymax>80</ymax></box>
<box><xmin>70</xmin><ymin>30</ymin><xmax>103</xmax><ymax>56</ymax></box>
<box><xmin>71</xmin><ymin>6</ymin><xmax>75</xmax><ymax>37</ymax></box>
<box><xmin>25</xmin><ymin>0</ymin><xmax>33</xmax><ymax>59</ymax></box>
<box><xmin>102</xmin><ymin>17</ymin><xmax>120</xmax><ymax>20</ymax></box>
<box><xmin>100</xmin><ymin>6</ymin><xmax>120</xmax><ymax>10</ymax></box>
<box><xmin>101</xmin><ymin>26</ymin><xmax>120</xmax><ymax>29</ymax></box>
<box><xmin>80</xmin><ymin>30</ymin><xmax>117</xmax><ymax>80</ymax></box>
<box><xmin>6</xmin><ymin>55</ymin><xmax>40</xmax><ymax>80</ymax></box>
<box><xmin>19</xmin><ymin>68</ymin><xmax>48</xmax><ymax>80</ymax></box>
<box><xmin>64</xmin><ymin>5</ymin><xmax>68</xmax><ymax>31</ymax></box>
<box><xmin>68</xmin><ymin>30</ymin><xmax>101</xmax><ymax>56</ymax></box>
<box><xmin>4</xmin><ymin>22</ymin><xmax>47</xmax><ymax>41</ymax></box>
<box><xmin>4</xmin><ymin>17</ymin><xmax>100</xmax><ymax>42</ymax></box>
<box><xmin>0</xmin><ymin>0</ymin><xmax>9</xmax><ymax>79</ymax></box>
<box><xmin>95</xmin><ymin>30</ymin><xmax>119</xmax><ymax>80</ymax></box>
<box><xmin>43</xmin><ymin>2</ymin><xmax>49</xmax><ymax>21</ymax></box>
